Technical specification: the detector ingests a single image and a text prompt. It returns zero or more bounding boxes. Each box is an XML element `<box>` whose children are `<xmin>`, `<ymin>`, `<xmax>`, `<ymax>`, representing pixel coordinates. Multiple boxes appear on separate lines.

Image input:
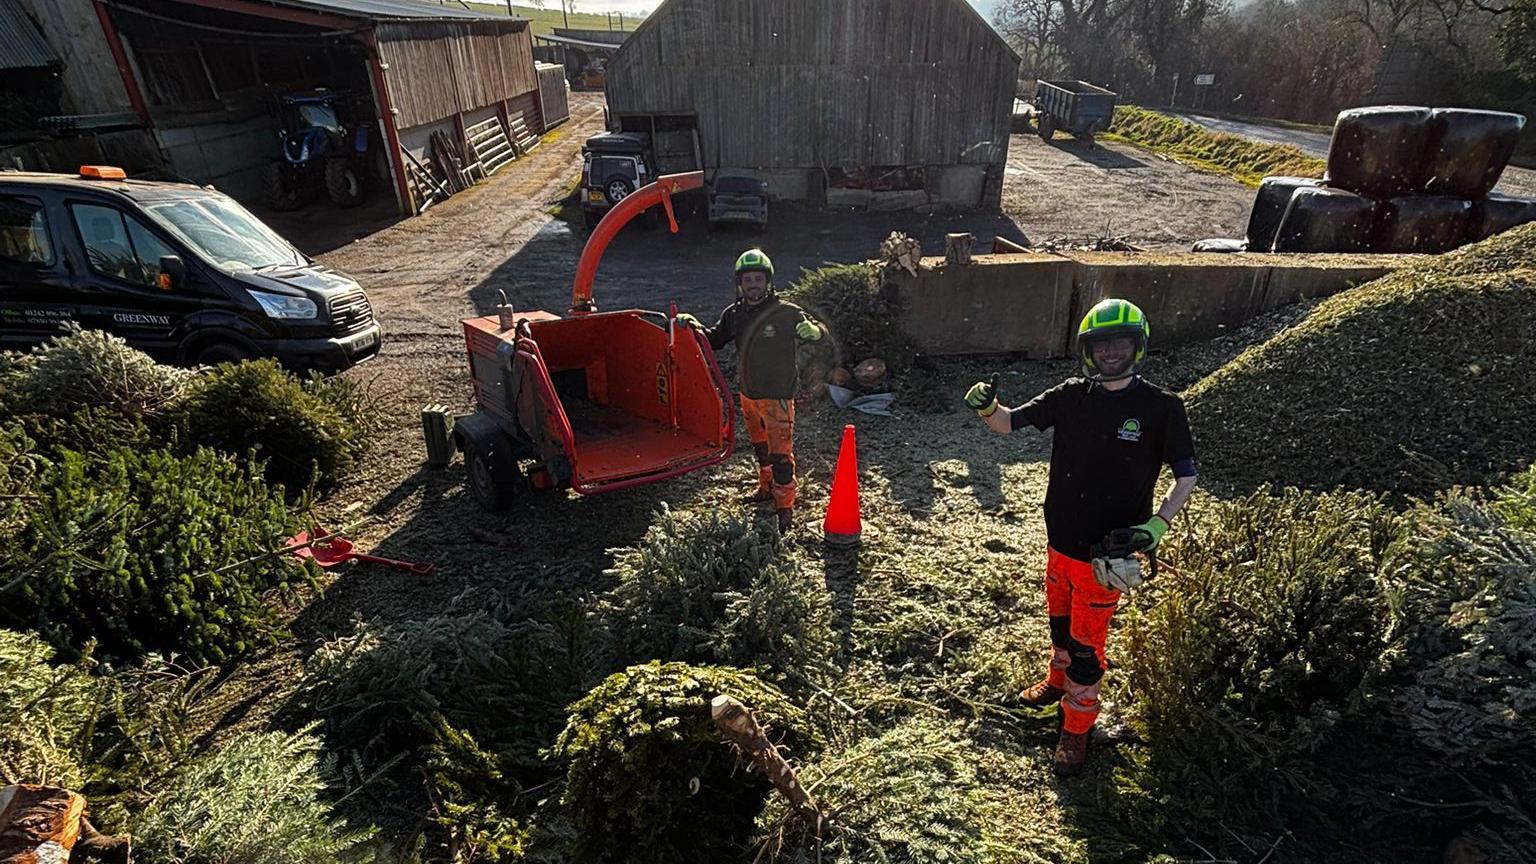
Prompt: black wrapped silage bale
<box><xmin>1273</xmin><ymin>187</ymin><xmax>1379</xmax><ymax>253</ymax></box>
<box><xmin>1374</xmin><ymin>195</ymin><xmax>1473</xmax><ymax>254</ymax></box>
<box><xmin>1467</xmin><ymin>193</ymin><xmax>1536</xmax><ymax>242</ymax></box>
<box><xmin>1245</xmin><ymin>176</ymin><xmax>1323</xmax><ymax>251</ymax></box>
<box><xmin>1324</xmin><ymin>106</ymin><xmax>1433</xmax><ymax>197</ymax></box>
<box><xmin>1419</xmin><ymin>109</ymin><xmax>1527</xmax><ymax>198</ymax></box>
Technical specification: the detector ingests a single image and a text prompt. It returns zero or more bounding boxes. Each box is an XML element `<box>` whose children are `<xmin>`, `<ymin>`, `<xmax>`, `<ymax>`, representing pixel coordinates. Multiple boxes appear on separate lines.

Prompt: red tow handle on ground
<box><xmin>285</xmin><ymin>530</ymin><xmax>436</xmax><ymax>576</ymax></box>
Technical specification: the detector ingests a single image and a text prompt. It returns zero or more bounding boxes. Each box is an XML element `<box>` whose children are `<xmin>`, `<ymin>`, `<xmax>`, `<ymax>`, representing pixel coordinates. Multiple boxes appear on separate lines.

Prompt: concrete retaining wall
<box><xmin>885</xmin><ymin>251</ymin><xmax>1423</xmax><ymax>357</ymax></box>
<box><xmin>773</xmin><ymin>164</ymin><xmax>994</xmax><ymax>211</ymax></box>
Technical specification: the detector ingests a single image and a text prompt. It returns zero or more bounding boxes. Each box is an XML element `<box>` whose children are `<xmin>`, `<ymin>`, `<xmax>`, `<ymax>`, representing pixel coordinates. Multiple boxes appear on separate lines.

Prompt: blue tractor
<box><xmin>266</xmin><ymin>90</ymin><xmax>384</xmax><ymax>210</ymax></box>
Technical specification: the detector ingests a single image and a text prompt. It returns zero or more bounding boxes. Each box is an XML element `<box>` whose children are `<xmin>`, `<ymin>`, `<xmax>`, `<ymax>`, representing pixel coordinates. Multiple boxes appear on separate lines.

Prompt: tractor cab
<box><xmin>280</xmin><ymin>93</ymin><xmax>347</xmax><ymax>160</ymax></box>
<box><xmin>267</xmin><ymin>90</ymin><xmax>381</xmax><ymax>211</ymax></box>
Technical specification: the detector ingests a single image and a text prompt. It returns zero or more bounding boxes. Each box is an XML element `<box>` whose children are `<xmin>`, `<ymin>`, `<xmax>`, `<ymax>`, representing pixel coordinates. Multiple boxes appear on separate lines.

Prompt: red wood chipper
<box><xmin>453</xmin><ymin>172</ymin><xmax>735</xmax><ymax>509</ymax></box>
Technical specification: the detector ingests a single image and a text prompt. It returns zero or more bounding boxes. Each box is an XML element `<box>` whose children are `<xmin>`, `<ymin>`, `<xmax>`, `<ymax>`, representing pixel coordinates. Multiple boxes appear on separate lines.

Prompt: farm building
<box><xmin>534</xmin><ymin>27</ymin><xmax>632</xmax><ymax>89</ymax></box>
<box><xmin>603</xmin><ymin>0</ymin><xmax>1020</xmax><ymax>211</ymax></box>
<box><xmin>3</xmin><ymin>0</ymin><xmax>570</xmax><ymax>216</ymax></box>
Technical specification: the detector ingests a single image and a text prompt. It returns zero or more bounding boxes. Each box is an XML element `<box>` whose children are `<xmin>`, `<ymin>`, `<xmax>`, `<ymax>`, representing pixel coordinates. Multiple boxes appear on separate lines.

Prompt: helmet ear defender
<box><xmin>1077</xmin><ymin>298</ymin><xmax>1150</xmax><ymax>382</ymax></box>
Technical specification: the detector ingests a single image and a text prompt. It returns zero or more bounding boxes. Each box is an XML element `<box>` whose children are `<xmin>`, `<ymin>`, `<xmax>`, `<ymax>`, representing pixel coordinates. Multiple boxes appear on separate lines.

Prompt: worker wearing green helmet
<box><xmin>677</xmin><ymin>248</ymin><xmax>825</xmax><ymax>535</ymax></box>
<box><xmin>963</xmin><ymin>297</ymin><xmax>1199</xmax><ymax>776</ymax></box>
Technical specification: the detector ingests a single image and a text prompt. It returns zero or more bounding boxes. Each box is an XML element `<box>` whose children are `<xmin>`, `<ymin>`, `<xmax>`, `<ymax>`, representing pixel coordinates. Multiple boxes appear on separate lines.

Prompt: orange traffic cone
<box><xmin>823</xmin><ymin>424</ymin><xmax>861</xmax><ymax>546</ymax></box>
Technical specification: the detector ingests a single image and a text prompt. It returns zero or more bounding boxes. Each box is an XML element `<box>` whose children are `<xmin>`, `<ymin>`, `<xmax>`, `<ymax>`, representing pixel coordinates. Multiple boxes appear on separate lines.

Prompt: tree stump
<box><xmin>945</xmin><ymin>232</ymin><xmax>975</xmax><ymax>265</ymax></box>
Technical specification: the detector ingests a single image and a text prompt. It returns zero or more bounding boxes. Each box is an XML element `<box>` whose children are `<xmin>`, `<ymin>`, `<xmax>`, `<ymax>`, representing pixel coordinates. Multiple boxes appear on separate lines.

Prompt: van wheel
<box><xmin>326</xmin><ymin>159</ymin><xmax>366</xmax><ymax>207</ymax></box>
<box><xmin>465</xmin><ymin>439</ymin><xmax>520</xmax><ymax>511</ymax></box>
<box><xmin>195</xmin><ymin>342</ymin><xmax>252</xmax><ymax>367</ymax></box>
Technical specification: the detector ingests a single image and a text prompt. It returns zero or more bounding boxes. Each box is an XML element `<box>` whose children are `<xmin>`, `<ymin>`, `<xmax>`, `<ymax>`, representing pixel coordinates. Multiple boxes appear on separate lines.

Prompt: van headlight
<box><xmin>246</xmin><ymin>289</ymin><xmax>317</xmax><ymax>319</ymax></box>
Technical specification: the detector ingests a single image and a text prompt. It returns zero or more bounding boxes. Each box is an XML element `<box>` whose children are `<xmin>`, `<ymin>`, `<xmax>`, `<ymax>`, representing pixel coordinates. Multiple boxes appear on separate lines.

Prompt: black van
<box><xmin>0</xmin><ymin>167</ymin><xmax>380</xmax><ymax>373</ymax></box>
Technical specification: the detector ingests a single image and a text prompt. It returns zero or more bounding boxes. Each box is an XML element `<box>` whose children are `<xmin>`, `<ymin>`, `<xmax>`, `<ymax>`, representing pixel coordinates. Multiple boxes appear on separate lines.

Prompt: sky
<box><xmin>568</xmin><ymin>0</ymin><xmax>1004</xmax><ymax>28</ymax></box>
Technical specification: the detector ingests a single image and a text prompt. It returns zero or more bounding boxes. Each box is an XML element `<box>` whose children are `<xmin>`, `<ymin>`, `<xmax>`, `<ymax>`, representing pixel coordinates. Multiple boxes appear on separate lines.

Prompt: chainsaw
<box><xmin>1090</xmin><ymin>524</ymin><xmax>1159</xmax><ymax>593</ymax></box>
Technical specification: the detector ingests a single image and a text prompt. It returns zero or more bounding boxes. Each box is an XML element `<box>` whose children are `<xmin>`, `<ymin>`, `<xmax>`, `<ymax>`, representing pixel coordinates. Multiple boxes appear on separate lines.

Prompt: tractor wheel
<box><xmin>266</xmin><ymin>163</ymin><xmax>303</xmax><ymax>211</ymax></box>
<box><xmin>465</xmin><ymin>439</ymin><xmax>519</xmax><ymax>511</ymax></box>
<box><xmin>325</xmin><ymin>159</ymin><xmax>366</xmax><ymax>207</ymax></box>
<box><xmin>1037</xmin><ymin>113</ymin><xmax>1055</xmax><ymax>142</ymax></box>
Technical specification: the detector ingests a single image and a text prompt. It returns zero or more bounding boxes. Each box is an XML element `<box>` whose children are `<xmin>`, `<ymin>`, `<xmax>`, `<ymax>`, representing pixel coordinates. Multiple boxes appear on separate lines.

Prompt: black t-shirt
<box><xmin>1011</xmin><ymin>377</ymin><xmax>1196</xmax><ymax>562</ymax></box>
<box><xmin>703</xmin><ymin>295</ymin><xmax>815</xmax><ymax>400</ymax></box>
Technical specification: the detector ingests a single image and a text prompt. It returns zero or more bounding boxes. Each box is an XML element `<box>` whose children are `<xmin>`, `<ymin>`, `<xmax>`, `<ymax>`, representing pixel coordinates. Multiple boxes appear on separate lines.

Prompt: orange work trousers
<box><xmin>740</xmin><ymin>396</ymin><xmax>796</xmax><ymax>509</ymax></box>
<box><xmin>1043</xmin><ymin>546</ymin><xmax>1121</xmax><ymax>734</ymax></box>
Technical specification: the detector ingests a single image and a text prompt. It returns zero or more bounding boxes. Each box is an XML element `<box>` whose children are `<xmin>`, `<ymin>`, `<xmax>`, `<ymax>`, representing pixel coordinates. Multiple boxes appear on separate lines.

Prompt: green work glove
<box><xmin>964</xmin><ymin>380</ymin><xmax>998</xmax><ymax>415</ymax></box>
<box><xmin>1132</xmin><ymin>516</ymin><xmax>1170</xmax><ymax>548</ymax></box>
<box><xmin>676</xmin><ymin>313</ymin><xmax>702</xmax><ymax>330</ymax></box>
<box><xmin>795</xmin><ymin>319</ymin><xmax>824</xmax><ymax>341</ymax></box>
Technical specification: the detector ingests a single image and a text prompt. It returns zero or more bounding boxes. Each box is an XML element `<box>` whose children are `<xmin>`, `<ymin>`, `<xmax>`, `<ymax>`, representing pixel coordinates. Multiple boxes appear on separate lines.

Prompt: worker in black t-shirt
<box><xmin>678</xmin><ymin>248</ymin><xmax>825</xmax><ymax>535</ymax></box>
<box><xmin>964</xmin><ymin>298</ymin><xmax>1198</xmax><ymax>777</ymax></box>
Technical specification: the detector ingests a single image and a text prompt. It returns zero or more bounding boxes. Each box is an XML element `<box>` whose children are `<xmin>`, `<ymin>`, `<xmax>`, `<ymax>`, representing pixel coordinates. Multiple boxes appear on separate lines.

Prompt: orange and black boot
<box><xmin>1053</xmin><ymin>728</ymin><xmax>1089</xmax><ymax>777</ymax></box>
<box><xmin>1017</xmin><ymin>679</ymin><xmax>1066</xmax><ymax>708</ymax></box>
<box><xmin>742</xmin><ymin>466</ymin><xmax>774</xmax><ymax>505</ymax></box>
<box><xmin>776</xmin><ymin>507</ymin><xmax>794</xmax><ymax>535</ymax></box>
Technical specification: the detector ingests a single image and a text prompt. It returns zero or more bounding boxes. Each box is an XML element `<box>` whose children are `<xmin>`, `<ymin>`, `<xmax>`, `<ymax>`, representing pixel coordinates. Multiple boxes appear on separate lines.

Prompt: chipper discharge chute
<box><xmin>453</xmin><ymin>172</ymin><xmax>734</xmax><ymax>510</ymax></box>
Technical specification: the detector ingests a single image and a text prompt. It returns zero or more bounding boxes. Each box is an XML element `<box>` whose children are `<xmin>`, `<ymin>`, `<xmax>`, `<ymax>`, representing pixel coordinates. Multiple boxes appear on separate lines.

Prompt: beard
<box><xmin>1096</xmin><ymin>355</ymin><xmax>1133</xmax><ymax>377</ymax></box>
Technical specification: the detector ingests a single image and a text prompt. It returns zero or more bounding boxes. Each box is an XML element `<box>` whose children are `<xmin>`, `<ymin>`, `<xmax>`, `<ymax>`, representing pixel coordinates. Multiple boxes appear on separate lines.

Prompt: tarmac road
<box><xmin>1163</xmin><ymin>109</ymin><xmax>1536</xmax><ymax>197</ymax></box>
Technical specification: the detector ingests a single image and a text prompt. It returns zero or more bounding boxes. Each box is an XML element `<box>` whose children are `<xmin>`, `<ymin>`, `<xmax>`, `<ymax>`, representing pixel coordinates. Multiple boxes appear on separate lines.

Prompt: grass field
<box><xmin>460</xmin><ymin>2</ymin><xmax>645</xmax><ymax>35</ymax></box>
<box><xmin>1103</xmin><ymin>104</ymin><xmax>1326</xmax><ymax>187</ymax></box>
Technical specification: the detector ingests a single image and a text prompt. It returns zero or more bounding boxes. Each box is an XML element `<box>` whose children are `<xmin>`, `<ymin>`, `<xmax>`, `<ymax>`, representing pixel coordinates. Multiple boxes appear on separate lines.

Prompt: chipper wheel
<box><xmin>465</xmin><ymin>437</ymin><xmax>521</xmax><ymax>511</ymax></box>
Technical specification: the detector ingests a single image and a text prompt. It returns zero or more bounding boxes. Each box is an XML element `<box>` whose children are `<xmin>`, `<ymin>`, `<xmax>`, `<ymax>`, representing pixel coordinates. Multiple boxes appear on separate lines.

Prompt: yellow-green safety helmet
<box><xmin>1077</xmin><ymin>298</ymin><xmax>1150</xmax><ymax>381</ymax></box>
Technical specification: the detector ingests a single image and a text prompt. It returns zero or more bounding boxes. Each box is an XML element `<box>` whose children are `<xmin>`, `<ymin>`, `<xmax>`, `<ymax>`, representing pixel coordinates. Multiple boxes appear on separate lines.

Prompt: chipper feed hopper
<box><xmin>453</xmin><ymin>172</ymin><xmax>734</xmax><ymax>509</ymax></box>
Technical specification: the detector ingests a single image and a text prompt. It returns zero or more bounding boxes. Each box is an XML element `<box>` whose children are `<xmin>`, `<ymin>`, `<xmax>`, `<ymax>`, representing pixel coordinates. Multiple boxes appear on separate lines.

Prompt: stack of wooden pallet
<box><xmin>509</xmin><ymin>111</ymin><xmax>540</xmax><ymax>156</ymax></box>
<box><xmin>397</xmin><ymin>113</ymin><xmax>544</xmax><ymax>214</ymax></box>
<box><xmin>467</xmin><ymin>116</ymin><xmax>516</xmax><ymax>176</ymax></box>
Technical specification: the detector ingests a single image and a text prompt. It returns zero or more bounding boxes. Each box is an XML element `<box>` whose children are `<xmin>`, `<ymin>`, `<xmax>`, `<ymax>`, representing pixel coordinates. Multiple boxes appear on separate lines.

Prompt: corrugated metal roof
<box><xmin>535</xmin><ymin>32</ymin><xmax>622</xmax><ymax>50</ymax></box>
<box><xmin>0</xmin><ymin>0</ymin><xmax>60</xmax><ymax>71</ymax></box>
<box><xmin>255</xmin><ymin>0</ymin><xmax>524</xmax><ymax>22</ymax></box>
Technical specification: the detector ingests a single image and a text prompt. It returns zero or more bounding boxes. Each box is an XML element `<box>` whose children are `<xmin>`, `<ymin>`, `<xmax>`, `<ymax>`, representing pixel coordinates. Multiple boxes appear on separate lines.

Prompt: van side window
<box><xmin>70</xmin><ymin>204</ymin><xmax>176</xmax><ymax>287</ymax></box>
<box><xmin>0</xmin><ymin>196</ymin><xmax>54</xmax><ymax>266</ymax></box>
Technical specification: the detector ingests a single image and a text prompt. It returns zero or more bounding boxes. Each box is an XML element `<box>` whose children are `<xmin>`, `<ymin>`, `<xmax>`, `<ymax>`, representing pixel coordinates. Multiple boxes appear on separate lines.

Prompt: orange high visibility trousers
<box><xmin>740</xmin><ymin>396</ymin><xmax>796</xmax><ymax>509</ymax></box>
<box><xmin>1043</xmin><ymin>547</ymin><xmax>1120</xmax><ymax>734</ymax></box>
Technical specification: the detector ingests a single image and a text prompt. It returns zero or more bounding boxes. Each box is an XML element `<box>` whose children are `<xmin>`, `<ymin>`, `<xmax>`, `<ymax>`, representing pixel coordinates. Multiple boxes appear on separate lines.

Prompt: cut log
<box><xmin>0</xmin><ymin>785</ymin><xmax>84</xmax><ymax>864</ymax></box>
<box><xmin>710</xmin><ymin>695</ymin><xmax>825</xmax><ymax>837</ymax></box>
<box><xmin>0</xmin><ymin>786</ymin><xmax>130</xmax><ymax>864</ymax></box>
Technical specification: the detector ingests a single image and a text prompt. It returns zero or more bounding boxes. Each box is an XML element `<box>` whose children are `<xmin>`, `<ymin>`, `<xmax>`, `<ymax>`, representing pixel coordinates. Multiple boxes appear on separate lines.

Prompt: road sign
<box><xmin>1193</xmin><ymin>74</ymin><xmax>1215</xmax><ymax>86</ymax></box>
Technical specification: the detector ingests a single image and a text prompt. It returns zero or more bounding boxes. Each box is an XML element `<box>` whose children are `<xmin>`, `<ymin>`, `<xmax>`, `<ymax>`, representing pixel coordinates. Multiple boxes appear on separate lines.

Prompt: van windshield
<box><xmin>142</xmin><ymin>195</ymin><xmax>305</xmax><ymax>272</ymax></box>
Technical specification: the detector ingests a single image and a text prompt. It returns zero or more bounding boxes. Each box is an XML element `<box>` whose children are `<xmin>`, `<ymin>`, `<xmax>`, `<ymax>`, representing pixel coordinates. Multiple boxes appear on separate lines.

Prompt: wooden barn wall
<box><xmin>606</xmin><ymin>0</ymin><xmax>1019</xmax><ymax>168</ymax></box>
<box><xmin>19</xmin><ymin>0</ymin><xmax>135</xmax><ymax>115</ymax></box>
<box><xmin>377</xmin><ymin>21</ymin><xmax>536</xmax><ymax>129</ymax></box>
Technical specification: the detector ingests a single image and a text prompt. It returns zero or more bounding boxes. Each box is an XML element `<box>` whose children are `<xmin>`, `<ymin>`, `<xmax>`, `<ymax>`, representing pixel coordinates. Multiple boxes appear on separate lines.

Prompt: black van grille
<box><xmin>329</xmin><ymin>290</ymin><xmax>374</xmax><ymax>337</ymax></box>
